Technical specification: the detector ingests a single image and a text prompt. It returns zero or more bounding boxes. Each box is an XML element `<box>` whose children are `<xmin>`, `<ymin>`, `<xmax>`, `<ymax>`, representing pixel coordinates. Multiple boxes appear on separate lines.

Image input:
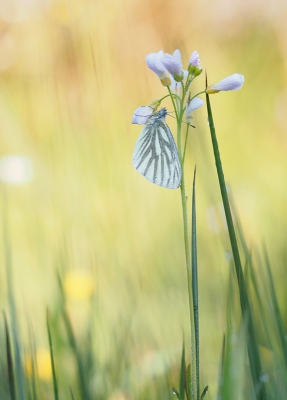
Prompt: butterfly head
<box><xmin>146</xmin><ymin>107</ymin><xmax>168</xmax><ymax>124</ymax></box>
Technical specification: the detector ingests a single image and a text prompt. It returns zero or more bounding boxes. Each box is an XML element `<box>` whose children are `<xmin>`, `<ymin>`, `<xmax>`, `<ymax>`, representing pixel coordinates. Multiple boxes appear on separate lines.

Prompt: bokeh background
<box><xmin>0</xmin><ymin>0</ymin><xmax>287</xmax><ymax>398</ymax></box>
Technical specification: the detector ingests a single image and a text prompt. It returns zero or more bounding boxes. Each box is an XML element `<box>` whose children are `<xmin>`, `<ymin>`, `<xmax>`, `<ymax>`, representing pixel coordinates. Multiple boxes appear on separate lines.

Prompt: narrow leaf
<box><xmin>200</xmin><ymin>386</ymin><xmax>208</xmax><ymax>399</ymax></box>
<box><xmin>57</xmin><ymin>272</ymin><xmax>91</xmax><ymax>400</ymax></box>
<box><xmin>172</xmin><ymin>387</ymin><xmax>182</xmax><ymax>400</ymax></box>
<box><xmin>186</xmin><ymin>363</ymin><xmax>192</xmax><ymax>400</ymax></box>
<box><xmin>205</xmin><ymin>92</ymin><xmax>267</xmax><ymax>400</ymax></box>
<box><xmin>70</xmin><ymin>387</ymin><xmax>76</xmax><ymax>400</ymax></box>
<box><xmin>3</xmin><ymin>312</ymin><xmax>16</xmax><ymax>400</ymax></box>
<box><xmin>179</xmin><ymin>338</ymin><xmax>186</xmax><ymax>400</ymax></box>
<box><xmin>264</xmin><ymin>247</ymin><xmax>287</xmax><ymax>369</ymax></box>
<box><xmin>47</xmin><ymin>309</ymin><xmax>59</xmax><ymax>400</ymax></box>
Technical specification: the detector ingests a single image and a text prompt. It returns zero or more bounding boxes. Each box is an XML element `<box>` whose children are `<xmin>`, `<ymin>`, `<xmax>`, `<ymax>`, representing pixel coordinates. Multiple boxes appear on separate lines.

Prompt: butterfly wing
<box><xmin>132</xmin><ymin>118</ymin><xmax>182</xmax><ymax>189</ymax></box>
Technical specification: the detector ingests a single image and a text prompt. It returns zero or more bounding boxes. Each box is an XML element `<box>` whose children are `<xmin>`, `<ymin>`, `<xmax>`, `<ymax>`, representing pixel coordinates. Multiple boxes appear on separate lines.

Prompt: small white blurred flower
<box><xmin>131</xmin><ymin>106</ymin><xmax>154</xmax><ymax>125</ymax></box>
<box><xmin>161</xmin><ymin>49</ymin><xmax>183</xmax><ymax>82</ymax></box>
<box><xmin>146</xmin><ymin>51</ymin><xmax>171</xmax><ymax>87</ymax></box>
<box><xmin>225</xmin><ymin>251</ymin><xmax>233</xmax><ymax>262</ymax></box>
<box><xmin>186</xmin><ymin>97</ymin><xmax>204</xmax><ymax>122</ymax></box>
<box><xmin>188</xmin><ymin>50</ymin><xmax>202</xmax><ymax>76</ymax></box>
<box><xmin>0</xmin><ymin>155</ymin><xmax>33</xmax><ymax>184</ymax></box>
<box><xmin>206</xmin><ymin>73</ymin><xmax>244</xmax><ymax>94</ymax></box>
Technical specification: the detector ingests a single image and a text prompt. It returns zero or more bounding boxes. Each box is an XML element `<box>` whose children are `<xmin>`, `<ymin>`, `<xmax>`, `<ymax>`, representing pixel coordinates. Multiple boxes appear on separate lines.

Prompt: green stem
<box><xmin>205</xmin><ymin>93</ymin><xmax>267</xmax><ymax>400</ymax></box>
<box><xmin>190</xmin><ymin>90</ymin><xmax>206</xmax><ymax>101</ymax></box>
<box><xmin>174</xmin><ymin>98</ymin><xmax>197</xmax><ymax>400</ymax></box>
<box><xmin>191</xmin><ymin>168</ymin><xmax>199</xmax><ymax>400</ymax></box>
<box><xmin>182</xmin><ymin>123</ymin><xmax>190</xmax><ymax>164</ymax></box>
<box><xmin>167</xmin><ymin>87</ymin><xmax>179</xmax><ymax>120</ymax></box>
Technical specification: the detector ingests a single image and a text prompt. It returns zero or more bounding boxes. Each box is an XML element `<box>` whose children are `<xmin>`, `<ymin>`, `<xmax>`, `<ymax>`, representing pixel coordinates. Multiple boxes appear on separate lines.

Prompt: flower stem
<box><xmin>176</xmin><ymin>107</ymin><xmax>197</xmax><ymax>400</ymax></box>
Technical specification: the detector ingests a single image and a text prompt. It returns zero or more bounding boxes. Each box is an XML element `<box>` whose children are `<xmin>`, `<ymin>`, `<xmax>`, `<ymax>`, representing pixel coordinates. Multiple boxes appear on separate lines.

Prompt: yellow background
<box><xmin>0</xmin><ymin>0</ymin><xmax>286</xmax><ymax>397</ymax></box>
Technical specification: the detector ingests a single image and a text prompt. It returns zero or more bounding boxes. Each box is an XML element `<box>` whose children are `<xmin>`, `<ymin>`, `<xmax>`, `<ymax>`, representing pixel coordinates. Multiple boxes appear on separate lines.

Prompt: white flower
<box><xmin>186</xmin><ymin>97</ymin><xmax>204</xmax><ymax>122</ymax></box>
<box><xmin>0</xmin><ymin>155</ymin><xmax>33</xmax><ymax>184</ymax></box>
<box><xmin>188</xmin><ymin>50</ymin><xmax>202</xmax><ymax>76</ymax></box>
<box><xmin>206</xmin><ymin>73</ymin><xmax>244</xmax><ymax>94</ymax></box>
<box><xmin>131</xmin><ymin>106</ymin><xmax>154</xmax><ymax>125</ymax></box>
<box><xmin>146</xmin><ymin>51</ymin><xmax>171</xmax><ymax>86</ymax></box>
<box><xmin>161</xmin><ymin>49</ymin><xmax>183</xmax><ymax>81</ymax></box>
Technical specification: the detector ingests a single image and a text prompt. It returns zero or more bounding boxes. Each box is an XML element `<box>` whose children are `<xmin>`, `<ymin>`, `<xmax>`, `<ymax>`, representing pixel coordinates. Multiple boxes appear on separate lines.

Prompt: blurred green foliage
<box><xmin>0</xmin><ymin>0</ymin><xmax>287</xmax><ymax>398</ymax></box>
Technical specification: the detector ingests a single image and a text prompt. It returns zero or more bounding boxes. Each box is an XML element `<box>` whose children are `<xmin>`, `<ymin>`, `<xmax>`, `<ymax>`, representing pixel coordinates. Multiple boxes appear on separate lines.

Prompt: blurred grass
<box><xmin>0</xmin><ymin>0</ymin><xmax>287</xmax><ymax>398</ymax></box>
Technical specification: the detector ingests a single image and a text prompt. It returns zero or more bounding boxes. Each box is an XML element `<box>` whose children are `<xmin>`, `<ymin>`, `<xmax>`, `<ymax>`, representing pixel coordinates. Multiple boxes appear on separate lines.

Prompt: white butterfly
<box><xmin>132</xmin><ymin>107</ymin><xmax>182</xmax><ymax>189</ymax></box>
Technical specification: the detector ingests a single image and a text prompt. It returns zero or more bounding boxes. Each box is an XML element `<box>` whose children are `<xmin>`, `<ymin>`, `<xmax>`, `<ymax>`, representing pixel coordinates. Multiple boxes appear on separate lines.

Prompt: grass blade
<box><xmin>179</xmin><ymin>338</ymin><xmax>186</xmax><ymax>400</ymax></box>
<box><xmin>2</xmin><ymin>186</ymin><xmax>25</xmax><ymax>400</ymax></box>
<box><xmin>47</xmin><ymin>309</ymin><xmax>59</xmax><ymax>400</ymax></box>
<box><xmin>263</xmin><ymin>247</ymin><xmax>287</xmax><ymax>369</ymax></box>
<box><xmin>57</xmin><ymin>272</ymin><xmax>91</xmax><ymax>400</ymax></box>
<box><xmin>3</xmin><ymin>312</ymin><xmax>16</xmax><ymax>400</ymax></box>
<box><xmin>186</xmin><ymin>363</ymin><xmax>192</xmax><ymax>400</ymax></box>
<box><xmin>205</xmin><ymin>92</ymin><xmax>267</xmax><ymax>400</ymax></box>
<box><xmin>28</xmin><ymin>325</ymin><xmax>38</xmax><ymax>400</ymax></box>
<box><xmin>172</xmin><ymin>387</ymin><xmax>183</xmax><ymax>400</ymax></box>
<box><xmin>200</xmin><ymin>386</ymin><xmax>208</xmax><ymax>399</ymax></box>
<box><xmin>216</xmin><ymin>333</ymin><xmax>225</xmax><ymax>400</ymax></box>
<box><xmin>70</xmin><ymin>387</ymin><xmax>76</xmax><ymax>400</ymax></box>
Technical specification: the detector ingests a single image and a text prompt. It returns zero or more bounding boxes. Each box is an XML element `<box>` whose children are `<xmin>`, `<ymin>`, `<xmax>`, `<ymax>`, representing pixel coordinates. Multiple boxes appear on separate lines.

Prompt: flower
<box><xmin>0</xmin><ymin>155</ymin><xmax>33</xmax><ymax>184</ymax></box>
<box><xmin>161</xmin><ymin>49</ymin><xmax>183</xmax><ymax>82</ymax></box>
<box><xmin>25</xmin><ymin>348</ymin><xmax>52</xmax><ymax>382</ymax></box>
<box><xmin>186</xmin><ymin>97</ymin><xmax>204</xmax><ymax>122</ymax></box>
<box><xmin>63</xmin><ymin>270</ymin><xmax>95</xmax><ymax>301</ymax></box>
<box><xmin>206</xmin><ymin>73</ymin><xmax>244</xmax><ymax>94</ymax></box>
<box><xmin>132</xmin><ymin>106</ymin><xmax>154</xmax><ymax>125</ymax></box>
<box><xmin>146</xmin><ymin>51</ymin><xmax>171</xmax><ymax>86</ymax></box>
<box><xmin>188</xmin><ymin>50</ymin><xmax>202</xmax><ymax>76</ymax></box>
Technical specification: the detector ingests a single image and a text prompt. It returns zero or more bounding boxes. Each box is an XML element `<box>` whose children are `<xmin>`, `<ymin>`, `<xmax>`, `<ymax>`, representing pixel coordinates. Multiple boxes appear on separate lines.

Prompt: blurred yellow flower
<box><xmin>25</xmin><ymin>348</ymin><xmax>52</xmax><ymax>382</ymax></box>
<box><xmin>63</xmin><ymin>270</ymin><xmax>95</xmax><ymax>301</ymax></box>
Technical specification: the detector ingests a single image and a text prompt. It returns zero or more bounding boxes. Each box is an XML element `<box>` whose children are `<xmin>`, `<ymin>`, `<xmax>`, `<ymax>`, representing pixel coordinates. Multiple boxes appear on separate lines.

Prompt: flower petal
<box><xmin>206</xmin><ymin>73</ymin><xmax>244</xmax><ymax>94</ymax></box>
<box><xmin>188</xmin><ymin>50</ymin><xmax>201</xmax><ymax>67</ymax></box>
<box><xmin>161</xmin><ymin>49</ymin><xmax>183</xmax><ymax>80</ymax></box>
<box><xmin>146</xmin><ymin>51</ymin><xmax>168</xmax><ymax>80</ymax></box>
<box><xmin>186</xmin><ymin>97</ymin><xmax>204</xmax><ymax>122</ymax></box>
<box><xmin>187</xmin><ymin>97</ymin><xmax>204</xmax><ymax>113</ymax></box>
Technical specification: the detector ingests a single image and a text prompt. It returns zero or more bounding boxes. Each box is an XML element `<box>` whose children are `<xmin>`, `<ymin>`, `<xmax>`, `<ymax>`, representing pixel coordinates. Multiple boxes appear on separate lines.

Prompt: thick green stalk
<box><xmin>205</xmin><ymin>93</ymin><xmax>267</xmax><ymax>400</ymax></box>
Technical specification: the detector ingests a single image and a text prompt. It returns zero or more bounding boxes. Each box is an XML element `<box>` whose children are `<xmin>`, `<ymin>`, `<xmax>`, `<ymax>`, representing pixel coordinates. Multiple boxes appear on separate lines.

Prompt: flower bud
<box><xmin>206</xmin><ymin>73</ymin><xmax>244</xmax><ymax>94</ymax></box>
<box><xmin>188</xmin><ymin>50</ymin><xmax>202</xmax><ymax>77</ymax></box>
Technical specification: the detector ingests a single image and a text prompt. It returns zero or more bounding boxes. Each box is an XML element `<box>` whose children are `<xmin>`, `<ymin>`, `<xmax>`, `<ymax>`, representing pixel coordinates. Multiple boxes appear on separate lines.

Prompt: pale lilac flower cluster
<box><xmin>132</xmin><ymin>49</ymin><xmax>244</xmax><ymax>124</ymax></box>
<box><xmin>146</xmin><ymin>49</ymin><xmax>244</xmax><ymax>94</ymax></box>
<box><xmin>146</xmin><ymin>49</ymin><xmax>202</xmax><ymax>87</ymax></box>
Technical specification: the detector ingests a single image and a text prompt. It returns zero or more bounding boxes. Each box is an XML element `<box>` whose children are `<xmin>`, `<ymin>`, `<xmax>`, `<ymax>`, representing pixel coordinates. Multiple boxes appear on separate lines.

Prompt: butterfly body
<box><xmin>132</xmin><ymin>108</ymin><xmax>182</xmax><ymax>189</ymax></box>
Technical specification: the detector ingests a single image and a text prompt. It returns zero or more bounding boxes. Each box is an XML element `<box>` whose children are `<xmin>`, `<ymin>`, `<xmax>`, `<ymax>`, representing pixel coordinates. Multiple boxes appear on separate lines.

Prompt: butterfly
<box><xmin>132</xmin><ymin>107</ymin><xmax>182</xmax><ymax>189</ymax></box>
